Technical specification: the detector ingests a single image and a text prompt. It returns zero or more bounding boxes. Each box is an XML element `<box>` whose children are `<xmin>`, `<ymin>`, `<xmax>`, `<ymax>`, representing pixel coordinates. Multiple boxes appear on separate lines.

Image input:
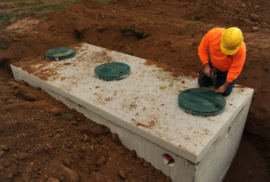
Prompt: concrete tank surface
<box><xmin>11</xmin><ymin>43</ymin><xmax>253</xmax><ymax>182</ymax></box>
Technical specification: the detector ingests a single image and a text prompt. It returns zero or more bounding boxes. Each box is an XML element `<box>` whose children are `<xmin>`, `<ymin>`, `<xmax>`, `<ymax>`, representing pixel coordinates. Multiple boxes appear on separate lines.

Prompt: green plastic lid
<box><xmin>95</xmin><ymin>62</ymin><xmax>131</xmax><ymax>81</ymax></box>
<box><xmin>45</xmin><ymin>47</ymin><xmax>76</xmax><ymax>61</ymax></box>
<box><xmin>178</xmin><ymin>88</ymin><xmax>226</xmax><ymax>117</ymax></box>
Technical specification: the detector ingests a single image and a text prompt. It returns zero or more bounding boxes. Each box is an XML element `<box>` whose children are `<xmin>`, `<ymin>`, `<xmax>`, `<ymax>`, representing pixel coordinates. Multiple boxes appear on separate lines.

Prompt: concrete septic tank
<box><xmin>11</xmin><ymin>43</ymin><xmax>253</xmax><ymax>182</ymax></box>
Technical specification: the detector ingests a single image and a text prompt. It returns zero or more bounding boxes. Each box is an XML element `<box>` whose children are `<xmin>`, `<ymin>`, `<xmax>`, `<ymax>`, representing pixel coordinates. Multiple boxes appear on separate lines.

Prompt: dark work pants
<box><xmin>198</xmin><ymin>60</ymin><xmax>236</xmax><ymax>97</ymax></box>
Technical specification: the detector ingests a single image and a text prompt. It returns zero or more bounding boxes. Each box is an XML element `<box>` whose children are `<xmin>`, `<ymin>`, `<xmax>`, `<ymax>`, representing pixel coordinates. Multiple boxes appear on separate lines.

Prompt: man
<box><xmin>198</xmin><ymin>27</ymin><xmax>246</xmax><ymax>96</ymax></box>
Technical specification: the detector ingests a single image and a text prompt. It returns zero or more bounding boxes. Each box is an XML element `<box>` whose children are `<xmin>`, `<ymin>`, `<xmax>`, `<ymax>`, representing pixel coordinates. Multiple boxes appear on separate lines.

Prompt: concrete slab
<box><xmin>11</xmin><ymin>43</ymin><xmax>253</xmax><ymax>182</ymax></box>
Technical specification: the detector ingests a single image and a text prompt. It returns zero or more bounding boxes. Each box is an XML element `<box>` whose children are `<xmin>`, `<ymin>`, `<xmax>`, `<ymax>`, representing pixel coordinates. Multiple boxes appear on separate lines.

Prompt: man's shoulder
<box><xmin>208</xmin><ymin>28</ymin><xmax>226</xmax><ymax>34</ymax></box>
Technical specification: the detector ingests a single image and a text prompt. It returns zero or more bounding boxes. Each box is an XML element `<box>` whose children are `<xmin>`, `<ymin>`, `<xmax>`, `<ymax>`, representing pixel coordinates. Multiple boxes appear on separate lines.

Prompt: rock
<box><xmin>143</xmin><ymin>162</ymin><xmax>151</xmax><ymax>167</ymax></box>
<box><xmin>49</xmin><ymin>162</ymin><xmax>79</xmax><ymax>182</ymax></box>
<box><xmin>147</xmin><ymin>165</ymin><xmax>155</xmax><ymax>173</ymax></box>
<box><xmin>250</xmin><ymin>14</ymin><xmax>260</xmax><ymax>22</ymax></box>
<box><xmin>47</xmin><ymin>178</ymin><xmax>60</xmax><ymax>182</ymax></box>
<box><xmin>82</xmin><ymin>134</ymin><xmax>89</xmax><ymax>142</ymax></box>
<box><xmin>91</xmin><ymin>126</ymin><xmax>103</xmax><ymax>136</ymax></box>
<box><xmin>63</xmin><ymin>158</ymin><xmax>71</xmax><ymax>167</ymax></box>
<box><xmin>50</xmin><ymin>108</ymin><xmax>62</xmax><ymax>116</ymax></box>
<box><xmin>242</xmin><ymin>4</ymin><xmax>245</xmax><ymax>8</ymax></box>
<box><xmin>90</xmin><ymin>172</ymin><xmax>105</xmax><ymax>182</ymax></box>
<box><xmin>17</xmin><ymin>153</ymin><xmax>27</xmax><ymax>160</ymax></box>
<box><xmin>0</xmin><ymin>145</ymin><xmax>9</xmax><ymax>151</ymax></box>
<box><xmin>130</xmin><ymin>150</ymin><xmax>137</xmax><ymax>158</ymax></box>
<box><xmin>262</xmin><ymin>89</ymin><xmax>269</xmax><ymax>93</ymax></box>
<box><xmin>96</xmin><ymin>156</ymin><xmax>106</xmax><ymax>167</ymax></box>
<box><xmin>6</xmin><ymin>169</ymin><xmax>13</xmax><ymax>179</ymax></box>
<box><xmin>71</xmin><ymin>121</ymin><xmax>78</xmax><ymax>126</ymax></box>
<box><xmin>138</xmin><ymin>158</ymin><xmax>144</xmax><ymax>164</ymax></box>
<box><xmin>23</xmin><ymin>93</ymin><xmax>38</xmax><ymax>102</ymax></box>
<box><xmin>111</xmin><ymin>133</ymin><xmax>119</xmax><ymax>142</ymax></box>
<box><xmin>248</xmin><ymin>171</ymin><xmax>254</xmax><ymax>176</ymax></box>
<box><xmin>116</xmin><ymin>146</ymin><xmax>125</xmax><ymax>155</ymax></box>
<box><xmin>118</xmin><ymin>169</ymin><xmax>126</xmax><ymax>179</ymax></box>
<box><xmin>251</xmin><ymin>27</ymin><xmax>259</xmax><ymax>32</ymax></box>
<box><xmin>165</xmin><ymin>176</ymin><xmax>172</xmax><ymax>182</ymax></box>
<box><xmin>2</xmin><ymin>160</ymin><xmax>11</xmax><ymax>167</ymax></box>
<box><xmin>106</xmin><ymin>179</ymin><xmax>113</xmax><ymax>182</ymax></box>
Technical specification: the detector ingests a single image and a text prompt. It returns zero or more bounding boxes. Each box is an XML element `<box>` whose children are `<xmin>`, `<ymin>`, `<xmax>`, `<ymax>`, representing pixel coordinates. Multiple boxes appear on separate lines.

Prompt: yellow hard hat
<box><xmin>221</xmin><ymin>27</ymin><xmax>243</xmax><ymax>55</ymax></box>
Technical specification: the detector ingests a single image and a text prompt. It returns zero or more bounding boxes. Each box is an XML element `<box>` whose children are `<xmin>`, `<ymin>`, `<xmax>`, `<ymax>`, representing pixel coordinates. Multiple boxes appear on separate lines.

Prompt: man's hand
<box><xmin>215</xmin><ymin>81</ymin><xmax>231</xmax><ymax>94</ymax></box>
<box><xmin>203</xmin><ymin>63</ymin><xmax>211</xmax><ymax>77</ymax></box>
<box><xmin>215</xmin><ymin>85</ymin><xmax>227</xmax><ymax>93</ymax></box>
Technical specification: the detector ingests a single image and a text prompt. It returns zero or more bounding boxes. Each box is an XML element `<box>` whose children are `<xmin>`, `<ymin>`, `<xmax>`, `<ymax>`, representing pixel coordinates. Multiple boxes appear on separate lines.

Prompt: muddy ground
<box><xmin>1</xmin><ymin>0</ymin><xmax>270</xmax><ymax>181</ymax></box>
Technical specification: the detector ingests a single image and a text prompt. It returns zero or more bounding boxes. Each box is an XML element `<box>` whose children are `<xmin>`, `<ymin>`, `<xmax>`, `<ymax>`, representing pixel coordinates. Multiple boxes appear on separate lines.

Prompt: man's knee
<box><xmin>222</xmin><ymin>89</ymin><xmax>233</xmax><ymax>97</ymax></box>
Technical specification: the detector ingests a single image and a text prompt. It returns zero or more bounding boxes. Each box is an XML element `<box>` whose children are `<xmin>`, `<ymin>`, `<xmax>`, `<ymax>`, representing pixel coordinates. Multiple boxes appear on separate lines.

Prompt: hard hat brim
<box><xmin>220</xmin><ymin>43</ymin><xmax>240</xmax><ymax>55</ymax></box>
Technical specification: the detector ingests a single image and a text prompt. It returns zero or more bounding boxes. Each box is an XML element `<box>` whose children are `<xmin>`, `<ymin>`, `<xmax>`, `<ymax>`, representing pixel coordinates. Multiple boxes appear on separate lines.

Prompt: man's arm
<box><xmin>198</xmin><ymin>31</ymin><xmax>212</xmax><ymax>66</ymax></box>
<box><xmin>215</xmin><ymin>80</ymin><xmax>231</xmax><ymax>93</ymax></box>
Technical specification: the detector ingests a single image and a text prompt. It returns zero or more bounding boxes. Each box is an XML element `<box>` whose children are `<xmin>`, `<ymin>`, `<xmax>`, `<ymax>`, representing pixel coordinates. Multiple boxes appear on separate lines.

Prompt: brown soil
<box><xmin>1</xmin><ymin>0</ymin><xmax>270</xmax><ymax>181</ymax></box>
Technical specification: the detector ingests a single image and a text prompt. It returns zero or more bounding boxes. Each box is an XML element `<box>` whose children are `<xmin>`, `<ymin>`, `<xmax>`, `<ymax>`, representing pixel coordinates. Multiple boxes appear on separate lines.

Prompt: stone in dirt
<box><xmin>116</xmin><ymin>146</ymin><xmax>125</xmax><ymax>155</ymax></box>
<box><xmin>71</xmin><ymin>120</ymin><xmax>78</xmax><ymax>126</ymax></box>
<box><xmin>91</xmin><ymin>126</ymin><xmax>103</xmax><ymax>136</ymax></box>
<box><xmin>2</xmin><ymin>160</ymin><xmax>11</xmax><ymax>167</ymax></box>
<box><xmin>130</xmin><ymin>150</ymin><xmax>137</xmax><ymax>158</ymax></box>
<box><xmin>165</xmin><ymin>176</ymin><xmax>172</xmax><ymax>182</ymax></box>
<box><xmin>63</xmin><ymin>158</ymin><xmax>71</xmax><ymax>167</ymax></box>
<box><xmin>118</xmin><ymin>169</ymin><xmax>127</xmax><ymax>179</ymax></box>
<box><xmin>82</xmin><ymin>134</ymin><xmax>89</xmax><ymax>142</ymax></box>
<box><xmin>147</xmin><ymin>165</ymin><xmax>155</xmax><ymax>173</ymax></box>
<box><xmin>251</xmin><ymin>27</ymin><xmax>259</xmax><ymax>32</ymax></box>
<box><xmin>48</xmin><ymin>178</ymin><xmax>60</xmax><ymax>182</ymax></box>
<box><xmin>111</xmin><ymin>133</ymin><xmax>119</xmax><ymax>142</ymax></box>
<box><xmin>0</xmin><ymin>145</ymin><xmax>9</xmax><ymax>151</ymax></box>
<box><xmin>49</xmin><ymin>162</ymin><xmax>79</xmax><ymax>182</ymax></box>
<box><xmin>23</xmin><ymin>93</ymin><xmax>38</xmax><ymax>102</ymax></box>
<box><xmin>96</xmin><ymin>156</ymin><xmax>106</xmax><ymax>167</ymax></box>
<box><xmin>143</xmin><ymin>162</ymin><xmax>151</xmax><ymax>167</ymax></box>
<box><xmin>50</xmin><ymin>108</ymin><xmax>62</xmax><ymax>116</ymax></box>
<box><xmin>138</xmin><ymin>158</ymin><xmax>144</xmax><ymax>164</ymax></box>
<box><xmin>106</xmin><ymin>179</ymin><xmax>113</xmax><ymax>182</ymax></box>
<box><xmin>17</xmin><ymin>152</ymin><xmax>27</xmax><ymax>160</ymax></box>
<box><xmin>6</xmin><ymin>169</ymin><xmax>13</xmax><ymax>179</ymax></box>
<box><xmin>89</xmin><ymin>172</ymin><xmax>105</xmax><ymax>182</ymax></box>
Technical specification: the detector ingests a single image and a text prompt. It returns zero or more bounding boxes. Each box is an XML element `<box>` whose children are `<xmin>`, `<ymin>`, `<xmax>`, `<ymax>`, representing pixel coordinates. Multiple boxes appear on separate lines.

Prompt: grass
<box><xmin>32</xmin><ymin>0</ymin><xmax>85</xmax><ymax>12</ymax></box>
<box><xmin>127</xmin><ymin>50</ymin><xmax>134</xmax><ymax>55</ymax></box>
<box><xmin>61</xmin><ymin>113</ymin><xmax>75</xmax><ymax>121</ymax></box>
<box><xmin>0</xmin><ymin>104</ymin><xmax>2</xmax><ymax>109</ymax></box>
<box><xmin>0</xmin><ymin>38</ymin><xmax>10</xmax><ymax>50</ymax></box>
<box><xmin>0</xmin><ymin>12</ymin><xmax>23</xmax><ymax>23</ymax></box>
<box><xmin>20</xmin><ymin>85</ymin><xmax>26</xmax><ymax>98</ymax></box>
<box><xmin>121</xmin><ymin>27</ymin><xmax>151</xmax><ymax>39</ymax></box>
<box><xmin>97</xmin><ymin>0</ymin><xmax>116</xmax><ymax>4</ymax></box>
<box><xmin>15</xmin><ymin>27</ymin><xmax>24</xmax><ymax>30</ymax></box>
<box><xmin>72</xmin><ymin>16</ymin><xmax>78</xmax><ymax>20</ymax></box>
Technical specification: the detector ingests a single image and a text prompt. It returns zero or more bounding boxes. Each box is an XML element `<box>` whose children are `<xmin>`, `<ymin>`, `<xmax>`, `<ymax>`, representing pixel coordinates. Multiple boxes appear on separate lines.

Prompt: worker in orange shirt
<box><xmin>198</xmin><ymin>27</ymin><xmax>246</xmax><ymax>96</ymax></box>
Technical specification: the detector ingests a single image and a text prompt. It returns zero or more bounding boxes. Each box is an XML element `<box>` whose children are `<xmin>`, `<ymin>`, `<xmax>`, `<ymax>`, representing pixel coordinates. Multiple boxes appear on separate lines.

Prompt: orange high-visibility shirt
<box><xmin>198</xmin><ymin>28</ymin><xmax>246</xmax><ymax>82</ymax></box>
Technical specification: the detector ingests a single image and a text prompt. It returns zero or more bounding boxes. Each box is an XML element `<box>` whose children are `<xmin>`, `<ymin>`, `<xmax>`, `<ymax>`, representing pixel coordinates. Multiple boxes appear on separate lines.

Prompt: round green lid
<box><xmin>45</xmin><ymin>47</ymin><xmax>76</xmax><ymax>61</ymax></box>
<box><xmin>178</xmin><ymin>88</ymin><xmax>226</xmax><ymax>117</ymax></box>
<box><xmin>95</xmin><ymin>62</ymin><xmax>131</xmax><ymax>81</ymax></box>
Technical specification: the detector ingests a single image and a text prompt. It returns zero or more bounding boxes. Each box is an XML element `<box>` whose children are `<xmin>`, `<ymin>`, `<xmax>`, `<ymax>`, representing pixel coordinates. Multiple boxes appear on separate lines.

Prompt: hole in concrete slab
<box><xmin>225</xmin><ymin>127</ymin><xmax>231</xmax><ymax>139</ymax></box>
<box><xmin>162</xmin><ymin>153</ymin><xmax>175</xmax><ymax>167</ymax></box>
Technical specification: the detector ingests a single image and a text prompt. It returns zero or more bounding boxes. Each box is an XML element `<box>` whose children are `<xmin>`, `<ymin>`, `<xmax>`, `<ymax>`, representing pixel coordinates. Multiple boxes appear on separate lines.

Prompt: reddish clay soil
<box><xmin>1</xmin><ymin>0</ymin><xmax>270</xmax><ymax>181</ymax></box>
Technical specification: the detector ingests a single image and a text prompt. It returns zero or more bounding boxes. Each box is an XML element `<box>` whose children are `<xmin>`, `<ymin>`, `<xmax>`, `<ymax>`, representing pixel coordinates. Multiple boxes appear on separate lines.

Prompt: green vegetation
<box><xmin>0</xmin><ymin>38</ymin><xmax>10</xmax><ymax>50</ymax></box>
<box><xmin>194</xmin><ymin>16</ymin><xmax>201</xmax><ymax>21</ymax></box>
<box><xmin>61</xmin><ymin>113</ymin><xmax>75</xmax><ymax>121</ymax></box>
<box><xmin>121</xmin><ymin>27</ymin><xmax>151</xmax><ymax>39</ymax></box>
<box><xmin>0</xmin><ymin>104</ymin><xmax>2</xmax><ymax>109</ymax></box>
<box><xmin>127</xmin><ymin>50</ymin><xmax>134</xmax><ymax>55</ymax></box>
<box><xmin>97</xmin><ymin>0</ymin><xmax>116</xmax><ymax>4</ymax></box>
<box><xmin>15</xmin><ymin>27</ymin><xmax>24</xmax><ymax>30</ymax></box>
<box><xmin>32</xmin><ymin>0</ymin><xmax>85</xmax><ymax>12</ymax></box>
<box><xmin>20</xmin><ymin>85</ymin><xmax>26</xmax><ymax>98</ymax></box>
<box><xmin>0</xmin><ymin>12</ymin><xmax>23</xmax><ymax>23</ymax></box>
<box><xmin>72</xmin><ymin>16</ymin><xmax>78</xmax><ymax>20</ymax></box>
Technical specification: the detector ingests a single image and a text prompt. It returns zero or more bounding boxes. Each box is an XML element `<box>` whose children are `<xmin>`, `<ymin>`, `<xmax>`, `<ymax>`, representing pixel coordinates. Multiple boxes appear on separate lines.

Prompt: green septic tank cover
<box><xmin>178</xmin><ymin>88</ymin><xmax>226</xmax><ymax>117</ymax></box>
<box><xmin>95</xmin><ymin>62</ymin><xmax>131</xmax><ymax>81</ymax></box>
<box><xmin>45</xmin><ymin>47</ymin><xmax>76</xmax><ymax>61</ymax></box>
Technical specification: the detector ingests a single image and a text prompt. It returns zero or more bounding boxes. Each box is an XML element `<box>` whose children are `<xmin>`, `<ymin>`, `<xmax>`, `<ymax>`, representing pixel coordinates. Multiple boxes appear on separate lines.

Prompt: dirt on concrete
<box><xmin>1</xmin><ymin>0</ymin><xmax>270</xmax><ymax>181</ymax></box>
